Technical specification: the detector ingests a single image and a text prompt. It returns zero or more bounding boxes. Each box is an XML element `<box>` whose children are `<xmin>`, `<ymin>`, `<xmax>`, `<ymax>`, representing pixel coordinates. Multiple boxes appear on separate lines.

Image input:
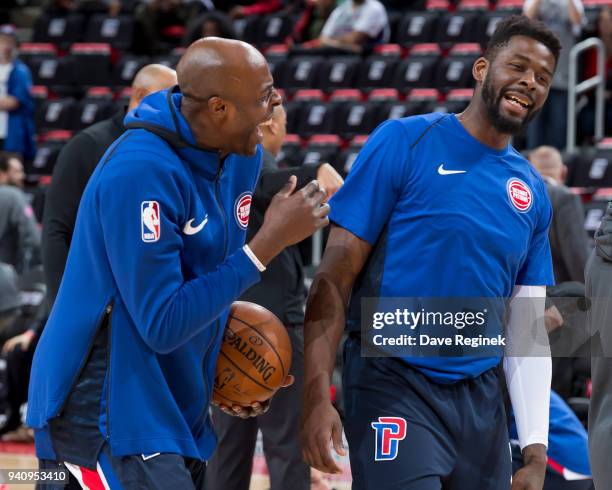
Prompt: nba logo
<box><xmin>371</xmin><ymin>417</ymin><xmax>407</xmax><ymax>461</ymax></box>
<box><xmin>141</xmin><ymin>201</ymin><xmax>160</xmax><ymax>242</ymax></box>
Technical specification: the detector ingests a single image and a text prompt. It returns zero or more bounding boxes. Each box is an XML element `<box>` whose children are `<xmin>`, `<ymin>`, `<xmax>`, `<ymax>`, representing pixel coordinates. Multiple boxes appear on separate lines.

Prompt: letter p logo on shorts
<box><xmin>371</xmin><ymin>417</ymin><xmax>407</xmax><ymax>461</ymax></box>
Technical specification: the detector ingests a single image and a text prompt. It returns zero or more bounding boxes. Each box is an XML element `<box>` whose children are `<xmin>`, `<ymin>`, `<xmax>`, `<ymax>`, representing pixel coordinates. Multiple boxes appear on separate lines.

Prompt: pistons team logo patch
<box><xmin>234</xmin><ymin>192</ymin><xmax>252</xmax><ymax>230</ymax></box>
<box><xmin>507</xmin><ymin>178</ymin><xmax>533</xmax><ymax>213</ymax></box>
<box><xmin>371</xmin><ymin>417</ymin><xmax>407</xmax><ymax>461</ymax></box>
<box><xmin>141</xmin><ymin>201</ymin><xmax>160</xmax><ymax>242</ymax></box>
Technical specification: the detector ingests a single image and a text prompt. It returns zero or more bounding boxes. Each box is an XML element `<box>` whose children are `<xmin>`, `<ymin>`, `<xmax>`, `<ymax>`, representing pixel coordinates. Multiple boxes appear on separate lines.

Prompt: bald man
<box><xmin>529</xmin><ymin>145</ymin><xmax>590</xmax><ymax>283</ymax></box>
<box><xmin>42</xmin><ymin>64</ymin><xmax>178</xmax><ymax>304</ymax></box>
<box><xmin>28</xmin><ymin>38</ymin><xmax>329</xmax><ymax>490</ymax></box>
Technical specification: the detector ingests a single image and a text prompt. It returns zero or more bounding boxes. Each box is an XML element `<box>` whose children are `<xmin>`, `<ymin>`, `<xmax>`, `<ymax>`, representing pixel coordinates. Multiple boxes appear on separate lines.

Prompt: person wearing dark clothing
<box><xmin>586</xmin><ymin>202</ymin><xmax>612</xmax><ymax>490</ymax></box>
<box><xmin>0</xmin><ymin>184</ymin><xmax>40</xmax><ymax>274</ymax></box>
<box><xmin>205</xmin><ymin>104</ymin><xmax>343</xmax><ymax>490</ymax></box>
<box><xmin>42</xmin><ymin>64</ymin><xmax>177</xmax><ymax>304</ymax></box>
<box><xmin>530</xmin><ymin>146</ymin><xmax>590</xmax><ymax>283</ymax></box>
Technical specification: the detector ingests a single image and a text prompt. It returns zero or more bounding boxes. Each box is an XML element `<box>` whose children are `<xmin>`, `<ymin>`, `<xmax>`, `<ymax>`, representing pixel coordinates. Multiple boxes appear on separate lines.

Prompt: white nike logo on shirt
<box><xmin>182</xmin><ymin>216</ymin><xmax>208</xmax><ymax>235</ymax></box>
<box><xmin>438</xmin><ymin>164</ymin><xmax>466</xmax><ymax>175</ymax></box>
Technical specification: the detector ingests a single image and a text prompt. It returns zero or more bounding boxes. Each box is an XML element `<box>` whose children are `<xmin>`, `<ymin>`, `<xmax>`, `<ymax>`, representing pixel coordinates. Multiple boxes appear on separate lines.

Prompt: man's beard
<box><xmin>481</xmin><ymin>74</ymin><xmax>539</xmax><ymax>135</ymax></box>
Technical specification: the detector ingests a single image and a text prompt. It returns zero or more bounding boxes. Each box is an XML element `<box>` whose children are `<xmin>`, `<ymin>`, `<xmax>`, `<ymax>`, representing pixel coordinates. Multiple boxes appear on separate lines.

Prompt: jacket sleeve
<box><xmin>9</xmin><ymin>63</ymin><xmax>34</xmax><ymax>114</ymax></box>
<box><xmin>10</xmin><ymin>191</ymin><xmax>40</xmax><ymax>274</ymax></box>
<box><xmin>557</xmin><ymin>192</ymin><xmax>590</xmax><ymax>283</ymax></box>
<box><xmin>97</xmin><ymin>153</ymin><xmax>261</xmax><ymax>354</ymax></box>
<box><xmin>42</xmin><ymin>132</ymin><xmax>99</xmax><ymax>304</ymax></box>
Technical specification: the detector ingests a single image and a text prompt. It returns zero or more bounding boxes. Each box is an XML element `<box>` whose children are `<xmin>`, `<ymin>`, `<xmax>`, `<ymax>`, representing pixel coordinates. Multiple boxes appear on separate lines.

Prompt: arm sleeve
<box><xmin>353</xmin><ymin>3</ymin><xmax>387</xmax><ymax>38</ymax></box>
<box><xmin>504</xmin><ymin>285</ymin><xmax>551</xmax><ymax>450</ymax></box>
<box><xmin>557</xmin><ymin>193</ymin><xmax>590</xmax><ymax>283</ymax></box>
<box><xmin>516</xmin><ymin>185</ymin><xmax>555</xmax><ymax>287</ymax></box>
<box><xmin>98</xmin><ymin>155</ymin><xmax>261</xmax><ymax>354</ymax></box>
<box><xmin>9</xmin><ymin>65</ymin><xmax>33</xmax><ymax>113</ymax></box>
<box><xmin>328</xmin><ymin>119</ymin><xmax>410</xmax><ymax>245</ymax></box>
<box><xmin>42</xmin><ymin>133</ymin><xmax>99</xmax><ymax>304</ymax></box>
<box><xmin>320</xmin><ymin>7</ymin><xmax>341</xmax><ymax>38</ymax></box>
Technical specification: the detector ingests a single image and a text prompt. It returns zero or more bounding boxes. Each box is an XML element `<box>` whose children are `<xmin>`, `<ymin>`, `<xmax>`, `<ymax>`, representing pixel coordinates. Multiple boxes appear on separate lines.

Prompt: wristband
<box><xmin>243</xmin><ymin>244</ymin><xmax>266</xmax><ymax>272</ymax></box>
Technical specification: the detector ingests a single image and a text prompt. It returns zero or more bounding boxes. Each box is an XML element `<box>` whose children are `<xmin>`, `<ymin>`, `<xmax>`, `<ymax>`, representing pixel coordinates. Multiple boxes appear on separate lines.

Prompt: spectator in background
<box><xmin>311</xmin><ymin>0</ymin><xmax>390</xmax><ymax>53</ymax></box>
<box><xmin>524</xmin><ymin>0</ymin><xmax>585</xmax><ymax>150</ymax></box>
<box><xmin>587</xmin><ymin>202</ymin><xmax>612</xmax><ymax>490</ymax></box>
<box><xmin>43</xmin><ymin>64</ymin><xmax>177</xmax><ymax>305</ymax></box>
<box><xmin>0</xmin><ymin>152</ymin><xmax>24</xmax><ymax>188</ymax></box>
<box><xmin>206</xmin><ymin>103</ymin><xmax>343</xmax><ymax>490</ymax></box>
<box><xmin>510</xmin><ymin>391</ymin><xmax>593</xmax><ymax>489</ymax></box>
<box><xmin>530</xmin><ymin>145</ymin><xmax>590</xmax><ymax>283</ymax></box>
<box><xmin>222</xmin><ymin>0</ymin><xmax>284</xmax><ymax>20</ymax></box>
<box><xmin>288</xmin><ymin>0</ymin><xmax>337</xmax><ymax>45</ymax></box>
<box><xmin>0</xmin><ymin>25</ymin><xmax>35</xmax><ymax>163</ymax></box>
<box><xmin>133</xmin><ymin>0</ymin><xmax>206</xmax><ymax>55</ymax></box>
<box><xmin>0</xmin><ymin>154</ymin><xmax>40</xmax><ymax>275</ymax></box>
<box><xmin>183</xmin><ymin>10</ymin><xmax>237</xmax><ymax>45</ymax></box>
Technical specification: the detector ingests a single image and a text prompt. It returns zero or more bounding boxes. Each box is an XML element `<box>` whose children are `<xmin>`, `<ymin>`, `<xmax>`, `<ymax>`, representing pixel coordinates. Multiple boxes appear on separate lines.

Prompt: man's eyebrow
<box><xmin>513</xmin><ymin>53</ymin><xmax>554</xmax><ymax>77</ymax></box>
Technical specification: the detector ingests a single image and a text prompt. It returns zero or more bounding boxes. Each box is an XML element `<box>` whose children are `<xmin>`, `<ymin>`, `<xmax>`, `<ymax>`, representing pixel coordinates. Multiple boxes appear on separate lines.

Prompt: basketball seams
<box><xmin>227</xmin><ymin>315</ymin><xmax>287</xmax><ymax>380</ymax></box>
<box><xmin>218</xmin><ymin>350</ymin><xmax>275</xmax><ymax>393</ymax></box>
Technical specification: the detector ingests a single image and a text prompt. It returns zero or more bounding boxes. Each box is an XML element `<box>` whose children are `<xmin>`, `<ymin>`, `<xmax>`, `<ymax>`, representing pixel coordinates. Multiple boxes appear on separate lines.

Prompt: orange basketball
<box><xmin>213</xmin><ymin>301</ymin><xmax>292</xmax><ymax>406</ymax></box>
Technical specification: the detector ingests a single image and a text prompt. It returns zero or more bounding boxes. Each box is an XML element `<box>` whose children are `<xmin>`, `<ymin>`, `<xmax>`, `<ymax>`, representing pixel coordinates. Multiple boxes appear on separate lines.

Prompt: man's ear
<box><xmin>473</xmin><ymin>57</ymin><xmax>489</xmax><ymax>84</ymax></box>
<box><xmin>208</xmin><ymin>96</ymin><xmax>227</xmax><ymax>117</ymax></box>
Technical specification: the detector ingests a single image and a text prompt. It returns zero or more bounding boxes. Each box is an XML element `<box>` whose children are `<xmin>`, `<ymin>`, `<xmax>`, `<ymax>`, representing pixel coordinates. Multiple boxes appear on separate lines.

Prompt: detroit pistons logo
<box><xmin>234</xmin><ymin>192</ymin><xmax>252</xmax><ymax>229</ymax></box>
<box><xmin>371</xmin><ymin>417</ymin><xmax>407</xmax><ymax>461</ymax></box>
<box><xmin>506</xmin><ymin>178</ymin><xmax>532</xmax><ymax>213</ymax></box>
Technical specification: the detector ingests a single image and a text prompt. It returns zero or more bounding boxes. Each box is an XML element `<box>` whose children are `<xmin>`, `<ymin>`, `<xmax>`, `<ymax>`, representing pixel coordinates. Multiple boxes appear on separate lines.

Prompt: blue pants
<box><xmin>342</xmin><ymin>336</ymin><xmax>512</xmax><ymax>490</ymax></box>
<box><xmin>36</xmin><ymin>444</ymin><xmax>206</xmax><ymax>490</ymax></box>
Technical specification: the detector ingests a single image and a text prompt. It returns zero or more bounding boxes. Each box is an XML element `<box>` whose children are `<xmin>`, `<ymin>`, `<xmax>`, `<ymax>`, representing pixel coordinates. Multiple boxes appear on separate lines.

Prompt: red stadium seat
<box><xmin>395</xmin><ymin>11</ymin><xmax>442</xmax><ymax>46</ymax></box>
<box><xmin>258</xmin><ymin>14</ymin><xmax>293</xmax><ymax>45</ymax></box>
<box><xmin>85</xmin><ymin>14</ymin><xmax>134</xmax><ymax>51</ymax></box>
<box><xmin>368</xmin><ymin>89</ymin><xmax>400</xmax><ymax>101</ymax></box>
<box><xmin>71</xmin><ymin>43</ymin><xmax>112</xmax><ymax>87</ymax></box>
<box><xmin>392</xmin><ymin>44</ymin><xmax>442</xmax><ymax>90</ymax></box>
<box><xmin>33</xmin><ymin>13</ymin><xmax>85</xmax><ymax>49</ymax></box>
<box><xmin>37</xmin><ymin>98</ymin><xmax>77</xmax><ymax>132</ymax></box>
<box><xmin>284</xmin><ymin>56</ymin><xmax>325</xmax><ymax>92</ymax></box>
<box><xmin>436</xmin><ymin>11</ymin><xmax>482</xmax><ymax>45</ymax></box>
<box><xmin>277</xmin><ymin>134</ymin><xmax>303</xmax><ymax>168</ymax></box>
<box><xmin>444</xmin><ymin>88</ymin><xmax>473</xmax><ymax>113</ymax></box>
<box><xmin>331</xmin><ymin>90</ymin><xmax>379</xmax><ymax>140</ymax></box>
<box><xmin>357</xmin><ymin>55</ymin><xmax>400</xmax><ymax>91</ymax></box>
<box><xmin>113</xmin><ymin>54</ymin><xmax>150</xmax><ymax>86</ymax></box>
<box><xmin>266</xmin><ymin>45</ymin><xmax>289</xmax><ymax>89</ymax></box>
<box><xmin>373</xmin><ymin>44</ymin><xmax>403</xmax><ymax>57</ymax></box>
<box><xmin>318</xmin><ymin>56</ymin><xmax>361</xmax><ymax>91</ymax></box>
<box><xmin>302</xmin><ymin>135</ymin><xmax>342</xmax><ymax>169</ymax></box>
<box><xmin>337</xmin><ymin>135</ymin><xmax>369</xmax><ymax>176</ymax></box>
<box><xmin>74</xmin><ymin>87</ymin><xmax>115</xmax><ymax>130</ymax></box>
<box><xmin>435</xmin><ymin>43</ymin><xmax>481</xmax><ymax>92</ymax></box>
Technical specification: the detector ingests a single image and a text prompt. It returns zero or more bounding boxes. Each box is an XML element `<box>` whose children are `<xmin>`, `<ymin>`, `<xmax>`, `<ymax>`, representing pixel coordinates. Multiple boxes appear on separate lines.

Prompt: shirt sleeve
<box><xmin>97</xmin><ymin>153</ymin><xmax>261</xmax><ymax>354</ymax></box>
<box><xmin>515</xmin><ymin>183</ymin><xmax>555</xmax><ymax>286</ymax></box>
<box><xmin>353</xmin><ymin>2</ymin><xmax>388</xmax><ymax>38</ymax></box>
<box><xmin>329</xmin><ymin>119</ymin><xmax>410</xmax><ymax>245</ymax></box>
<box><xmin>320</xmin><ymin>7</ymin><xmax>342</xmax><ymax>38</ymax></box>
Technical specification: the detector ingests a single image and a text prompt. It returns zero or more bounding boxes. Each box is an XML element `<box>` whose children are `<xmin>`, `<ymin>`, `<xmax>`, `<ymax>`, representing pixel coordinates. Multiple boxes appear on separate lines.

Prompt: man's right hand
<box><xmin>249</xmin><ymin>176</ymin><xmax>330</xmax><ymax>265</ymax></box>
<box><xmin>301</xmin><ymin>397</ymin><xmax>346</xmax><ymax>474</ymax></box>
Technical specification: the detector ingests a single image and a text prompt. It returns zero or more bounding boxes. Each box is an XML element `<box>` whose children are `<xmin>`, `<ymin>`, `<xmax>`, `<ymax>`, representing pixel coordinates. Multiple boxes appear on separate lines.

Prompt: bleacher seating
<box><xmin>84</xmin><ymin>14</ymin><xmax>134</xmax><ymax>51</ymax></box>
<box><xmin>70</xmin><ymin>43</ymin><xmax>112</xmax><ymax>87</ymax></box>
<box><xmin>74</xmin><ymin>87</ymin><xmax>115</xmax><ymax>130</ymax></box>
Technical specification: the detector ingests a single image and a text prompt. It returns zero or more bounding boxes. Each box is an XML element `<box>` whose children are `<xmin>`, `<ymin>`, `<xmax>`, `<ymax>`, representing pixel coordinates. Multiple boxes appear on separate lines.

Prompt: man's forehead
<box><xmin>499</xmin><ymin>36</ymin><xmax>555</xmax><ymax>69</ymax></box>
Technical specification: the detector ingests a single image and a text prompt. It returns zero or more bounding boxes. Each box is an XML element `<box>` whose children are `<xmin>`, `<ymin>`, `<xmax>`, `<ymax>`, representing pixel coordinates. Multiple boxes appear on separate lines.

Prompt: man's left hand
<box><xmin>512</xmin><ymin>444</ymin><xmax>547</xmax><ymax>490</ymax></box>
<box><xmin>213</xmin><ymin>375</ymin><xmax>294</xmax><ymax>418</ymax></box>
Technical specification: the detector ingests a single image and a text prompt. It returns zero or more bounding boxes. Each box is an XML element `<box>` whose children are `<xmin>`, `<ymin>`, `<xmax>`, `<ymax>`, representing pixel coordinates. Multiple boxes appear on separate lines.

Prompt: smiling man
<box><xmin>27</xmin><ymin>38</ymin><xmax>331</xmax><ymax>489</ymax></box>
<box><xmin>301</xmin><ymin>16</ymin><xmax>561</xmax><ymax>490</ymax></box>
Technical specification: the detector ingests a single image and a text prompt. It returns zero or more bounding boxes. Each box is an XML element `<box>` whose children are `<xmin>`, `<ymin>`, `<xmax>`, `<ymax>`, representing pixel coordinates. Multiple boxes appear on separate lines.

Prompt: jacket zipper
<box><xmin>54</xmin><ymin>301</ymin><xmax>113</xmax><ymax>417</ymax></box>
<box><xmin>194</xmin><ymin>161</ymin><xmax>228</xmax><ymax>436</ymax></box>
<box><xmin>104</xmin><ymin>303</ymin><xmax>113</xmax><ymax>441</ymax></box>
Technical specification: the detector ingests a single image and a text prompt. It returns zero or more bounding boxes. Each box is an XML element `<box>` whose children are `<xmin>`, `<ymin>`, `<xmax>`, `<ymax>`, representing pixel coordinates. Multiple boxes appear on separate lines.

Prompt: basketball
<box><xmin>213</xmin><ymin>301</ymin><xmax>292</xmax><ymax>406</ymax></box>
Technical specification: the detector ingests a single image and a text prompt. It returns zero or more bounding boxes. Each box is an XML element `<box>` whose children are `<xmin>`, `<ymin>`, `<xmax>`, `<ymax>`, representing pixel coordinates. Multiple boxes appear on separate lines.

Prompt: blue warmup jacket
<box><xmin>27</xmin><ymin>88</ymin><xmax>263</xmax><ymax>460</ymax></box>
<box><xmin>4</xmin><ymin>59</ymin><xmax>36</xmax><ymax>161</ymax></box>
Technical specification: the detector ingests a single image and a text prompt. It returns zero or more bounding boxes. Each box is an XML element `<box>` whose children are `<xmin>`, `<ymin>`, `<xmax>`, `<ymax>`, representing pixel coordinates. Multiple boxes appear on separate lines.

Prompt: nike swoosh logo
<box><xmin>183</xmin><ymin>216</ymin><xmax>208</xmax><ymax>235</ymax></box>
<box><xmin>438</xmin><ymin>164</ymin><xmax>466</xmax><ymax>175</ymax></box>
<box><xmin>142</xmin><ymin>453</ymin><xmax>161</xmax><ymax>461</ymax></box>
